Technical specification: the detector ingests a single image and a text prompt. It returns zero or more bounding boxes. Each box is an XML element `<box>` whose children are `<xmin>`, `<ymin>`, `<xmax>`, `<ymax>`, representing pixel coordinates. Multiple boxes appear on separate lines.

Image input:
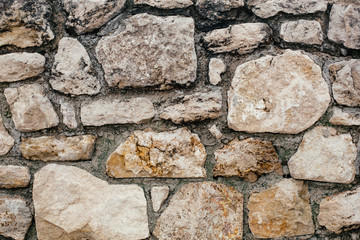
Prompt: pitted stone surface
<box><xmin>134</xmin><ymin>0</ymin><xmax>193</xmax><ymax>9</ymax></box>
<box><xmin>209</xmin><ymin>58</ymin><xmax>226</xmax><ymax>85</ymax></box>
<box><xmin>60</xmin><ymin>99</ymin><xmax>78</xmax><ymax>129</ymax></box>
<box><xmin>330</xmin><ymin>107</ymin><xmax>360</xmax><ymax>126</ymax></box>
<box><xmin>0</xmin><ymin>116</ymin><xmax>14</xmax><ymax>156</ymax></box>
<box><xmin>196</xmin><ymin>0</ymin><xmax>245</xmax><ymax>20</ymax></box>
<box><xmin>280</xmin><ymin>20</ymin><xmax>323</xmax><ymax>45</ymax></box>
<box><xmin>0</xmin><ymin>166</ymin><xmax>30</xmax><ymax>189</ymax></box>
<box><xmin>151</xmin><ymin>186</ymin><xmax>169</xmax><ymax>212</ymax></box>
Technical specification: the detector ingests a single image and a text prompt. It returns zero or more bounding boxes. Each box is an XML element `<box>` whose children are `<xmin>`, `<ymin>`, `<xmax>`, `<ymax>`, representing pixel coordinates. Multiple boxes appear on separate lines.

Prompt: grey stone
<box><xmin>280</xmin><ymin>20</ymin><xmax>323</xmax><ymax>45</ymax></box>
<box><xmin>134</xmin><ymin>0</ymin><xmax>193</xmax><ymax>9</ymax></box>
<box><xmin>196</xmin><ymin>0</ymin><xmax>245</xmax><ymax>20</ymax></box>
<box><xmin>60</xmin><ymin>99</ymin><xmax>78</xmax><ymax>129</ymax></box>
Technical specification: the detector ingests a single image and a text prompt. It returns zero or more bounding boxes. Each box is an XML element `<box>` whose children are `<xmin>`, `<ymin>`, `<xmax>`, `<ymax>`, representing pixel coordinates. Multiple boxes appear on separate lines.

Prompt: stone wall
<box><xmin>0</xmin><ymin>0</ymin><xmax>360</xmax><ymax>239</ymax></box>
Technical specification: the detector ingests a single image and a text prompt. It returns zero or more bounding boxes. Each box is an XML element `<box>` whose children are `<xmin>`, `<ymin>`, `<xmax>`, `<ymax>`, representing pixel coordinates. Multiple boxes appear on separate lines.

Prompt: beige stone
<box><xmin>33</xmin><ymin>164</ymin><xmax>149</xmax><ymax>240</ymax></box>
<box><xmin>209</xmin><ymin>58</ymin><xmax>226</xmax><ymax>85</ymax></box>
<box><xmin>209</xmin><ymin>124</ymin><xmax>223</xmax><ymax>139</ymax></box>
<box><xmin>106</xmin><ymin>128</ymin><xmax>206</xmax><ymax>178</ymax></box>
<box><xmin>153</xmin><ymin>182</ymin><xmax>243</xmax><ymax>240</ymax></box>
<box><xmin>280</xmin><ymin>20</ymin><xmax>323</xmax><ymax>45</ymax></box>
<box><xmin>0</xmin><ymin>116</ymin><xmax>14</xmax><ymax>156</ymax></box>
<box><xmin>151</xmin><ymin>186</ymin><xmax>169</xmax><ymax>212</ymax></box>
<box><xmin>60</xmin><ymin>99</ymin><xmax>78</xmax><ymax>129</ymax></box>
<box><xmin>248</xmin><ymin>179</ymin><xmax>314</xmax><ymax>238</ymax></box>
<box><xmin>134</xmin><ymin>0</ymin><xmax>193</xmax><ymax>9</ymax></box>
<box><xmin>330</xmin><ymin>107</ymin><xmax>360</xmax><ymax>126</ymax></box>
<box><xmin>228</xmin><ymin>50</ymin><xmax>330</xmax><ymax>134</ymax></box>
<box><xmin>0</xmin><ymin>166</ymin><xmax>30</xmax><ymax>189</ymax></box>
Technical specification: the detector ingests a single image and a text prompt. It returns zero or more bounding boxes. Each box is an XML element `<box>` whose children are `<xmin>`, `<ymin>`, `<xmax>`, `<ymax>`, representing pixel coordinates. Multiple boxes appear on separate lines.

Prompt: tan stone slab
<box><xmin>330</xmin><ymin>107</ymin><xmax>360</xmax><ymax>126</ymax></box>
<box><xmin>280</xmin><ymin>20</ymin><xmax>323</xmax><ymax>45</ymax></box>
<box><xmin>0</xmin><ymin>166</ymin><xmax>30</xmax><ymax>189</ymax></box>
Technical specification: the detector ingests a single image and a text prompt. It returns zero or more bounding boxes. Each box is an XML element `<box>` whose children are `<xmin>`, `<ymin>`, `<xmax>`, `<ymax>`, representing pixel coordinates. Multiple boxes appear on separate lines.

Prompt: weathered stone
<box><xmin>328</xmin><ymin>4</ymin><xmax>360</xmax><ymax>50</ymax></box>
<box><xmin>213</xmin><ymin>138</ymin><xmax>282</xmax><ymax>182</ymax></box>
<box><xmin>134</xmin><ymin>0</ymin><xmax>193</xmax><ymax>9</ymax></box>
<box><xmin>0</xmin><ymin>116</ymin><xmax>14</xmax><ymax>156</ymax></box>
<box><xmin>20</xmin><ymin>135</ymin><xmax>96</xmax><ymax>162</ymax></box>
<box><xmin>160</xmin><ymin>90</ymin><xmax>222</xmax><ymax>124</ymax></box>
<box><xmin>280</xmin><ymin>20</ymin><xmax>323</xmax><ymax>45</ymax></box>
<box><xmin>0</xmin><ymin>166</ymin><xmax>30</xmax><ymax>189</ymax></box>
<box><xmin>209</xmin><ymin>58</ymin><xmax>226</xmax><ymax>85</ymax></box>
<box><xmin>96</xmin><ymin>14</ymin><xmax>197</xmax><ymax>89</ymax></box>
<box><xmin>0</xmin><ymin>0</ymin><xmax>54</xmax><ymax>48</ymax></box>
<box><xmin>50</xmin><ymin>37</ymin><xmax>101</xmax><ymax>96</ymax></box>
<box><xmin>203</xmin><ymin>23</ymin><xmax>272</xmax><ymax>54</ymax></box>
<box><xmin>228</xmin><ymin>50</ymin><xmax>330</xmax><ymax>134</ymax></box>
<box><xmin>0</xmin><ymin>53</ymin><xmax>45</xmax><ymax>82</ymax></box>
<box><xmin>196</xmin><ymin>0</ymin><xmax>245</xmax><ymax>20</ymax></box>
<box><xmin>330</xmin><ymin>59</ymin><xmax>360</xmax><ymax>106</ymax></box>
<box><xmin>4</xmin><ymin>84</ymin><xmax>59</xmax><ymax>132</ymax></box>
<box><xmin>247</xmin><ymin>0</ymin><xmax>327</xmax><ymax>18</ymax></box>
<box><xmin>248</xmin><ymin>179</ymin><xmax>314</xmax><ymax>238</ymax></box>
<box><xmin>62</xmin><ymin>0</ymin><xmax>126</xmax><ymax>34</ymax></box>
<box><xmin>81</xmin><ymin>97</ymin><xmax>154</xmax><ymax>126</ymax></box>
<box><xmin>330</xmin><ymin>107</ymin><xmax>360</xmax><ymax>126</ymax></box>
<box><xmin>33</xmin><ymin>164</ymin><xmax>149</xmax><ymax>240</ymax></box>
<box><xmin>151</xmin><ymin>186</ymin><xmax>169</xmax><ymax>212</ymax></box>
<box><xmin>60</xmin><ymin>99</ymin><xmax>78</xmax><ymax>129</ymax></box>
<box><xmin>0</xmin><ymin>195</ymin><xmax>32</xmax><ymax>240</ymax></box>
<box><xmin>106</xmin><ymin>128</ymin><xmax>206</xmax><ymax>178</ymax></box>
<box><xmin>209</xmin><ymin>124</ymin><xmax>223</xmax><ymax>139</ymax></box>
<box><xmin>153</xmin><ymin>182</ymin><xmax>243</xmax><ymax>240</ymax></box>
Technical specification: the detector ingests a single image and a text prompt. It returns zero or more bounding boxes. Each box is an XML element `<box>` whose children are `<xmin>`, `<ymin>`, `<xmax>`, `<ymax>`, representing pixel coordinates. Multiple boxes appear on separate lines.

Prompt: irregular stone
<box><xmin>330</xmin><ymin>107</ymin><xmax>360</xmax><ymax>126</ymax></box>
<box><xmin>209</xmin><ymin>58</ymin><xmax>226</xmax><ymax>85</ymax></box>
<box><xmin>0</xmin><ymin>166</ymin><xmax>30</xmax><ymax>189</ymax></box>
<box><xmin>160</xmin><ymin>90</ymin><xmax>222</xmax><ymax>124</ymax></box>
<box><xmin>209</xmin><ymin>124</ymin><xmax>222</xmax><ymax>139</ymax></box>
<box><xmin>248</xmin><ymin>179</ymin><xmax>314</xmax><ymax>238</ymax></box>
<box><xmin>134</xmin><ymin>0</ymin><xmax>193</xmax><ymax>9</ymax></box>
<box><xmin>280</xmin><ymin>20</ymin><xmax>323</xmax><ymax>45</ymax></box>
<box><xmin>0</xmin><ymin>53</ymin><xmax>45</xmax><ymax>82</ymax></box>
<box><xmin>96</xmin><ymin>14</ymin><xmax>197</xmax><ymax>89</ymax></box>
<box><xmin>33</xmin><ymin>164</ymin><xmax>149</xmax><ymax>240</ymax></box>
<box><xmin>153</xmin><ymin>182</ymin><xmax>243</xmax><ymax>239</ymax></box>
<box><xmin>151</xmin><ymin>186</ymin><xmax>169</xmax><ymax>212</ymax></box>
<box><xmin>328</xmin><ymin>4</ymin><xmax>360</xmax><ymax>50</ymax></box>
<box><xmin>106</xmin><ymin>128</ymin><xmax>206</xmax><ymax>178</ymax></box>
<box><xmin>228</xmin><ymin>50</ymin><xmax>330</xmax><ymax>134</ymax></box>
<box><xmin>81</xmin><ymin>97</ymin><xmax>154</xmax><ymax>126</ymax></box>
<box><xmin>196</xmin><ymin>0</ymin><xmax>245</xmax><ymax>20</ymax></box>
<box><xmin>50</xmin><ymin>37</ymin><xmax>101</xmax><ymax>96</ymax></box>
<box><xmin>20</xmin><ymin>135</ymin><xmax>96</xmax><ymax>162</ymax></box>
<box><xmin>60</xmin><ymin>99</ymin><xmax>78</xmax><ymax>129</ymax></box>
<box><xmin>0</xmin><ymin>116</ymin><xmax>14</xmax><ymax>156</ymax></box>
<box><xmin>4</xmin><ymin>84</ymin><xmax>59</xmax><ymax>132</ymax></box>
<box><xmin>203</xmin><ymin>23</ymin><xmax>272</xmax><ymax>54</ymax></box>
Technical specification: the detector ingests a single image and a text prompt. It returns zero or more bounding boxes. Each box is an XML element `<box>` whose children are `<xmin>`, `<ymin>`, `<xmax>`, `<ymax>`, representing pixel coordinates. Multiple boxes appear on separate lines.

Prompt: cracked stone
<box><xmin>0</xmin><ymin>166</ymin><xmax>30</xmax><ymax>189</ymax></box>
<box><xmin>280</xmin><ymin>20</ymin><xmax>323</xmax><ymax>45</ymax></box>
<box><xmin>151</xmin><ymin>186</ymin><xmax>169</xmax><ymax>212</ymax></box>
<box><xmin>0</xmin><ymin>115</ymin><xmax>14</xmax><ymax>156</ymax></box>
<box><xmin>134</xmin><ymin>0</ymin><xmax>193</xmax><ymax>9</ymax></box>
<box><xmin>209</xmin><ymin>58</ymin><xmax>226</xmax><ymax>85</ymax></box>
<box><xmin>330</xmin><ymin>107</ymin><xmax>360</xmax><ymax>126</ymax></box>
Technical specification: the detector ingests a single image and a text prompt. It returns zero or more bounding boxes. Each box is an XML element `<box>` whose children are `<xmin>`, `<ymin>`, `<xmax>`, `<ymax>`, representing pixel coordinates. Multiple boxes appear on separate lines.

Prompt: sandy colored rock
<box><xmin>330</xmin><ymin>107</ymin><xmax>360</xmax><ymax>126</ymax></box>
<box><xmin>280</xmin><ymin>20</ymin><xmax>323</xmax><ymax>45</ymax></box>
<box><xmin>134</xmin><ymin>0</ymin><xmax>193</xmax><ymax>9</ymax></box>
<box><xmin>50</xmin><ymin>37</ymin><xmax>101</xmax><ymax>96</ymax></box>
<box><xmin>60</xmin><ymin>99</ymin><xmax>78</xmax><ymax>129</ymax></box>
<box><xmin>106</xmin><ymin>128</ymin><xmax>206</xmax><ymax>178</ymax></box>
<box><xmin>4</xmin><ymin>84</ymin><xmax>59</xmax><ymax>132</ymax></box>
<box><xmin>248</xmin><ymin>179</ymin><xmax>314</xmax><ymax>238</ymax></box>
<box><xmin>196</xmin><ymin>0</ymin><xmax>245</xmax><ymax>20</ymax></box>
<box><xmin>153</xmin><ymin>182</ymin><xmax>243</xmax><ymax>240</ymax></box>
<box><xmin>0</xmin><ymin>166</ymin><xmax>30</xmax><ymax>189</ymax></box>
<box><xmin>0</xmin><ymin>116</ymin><xmax>14</xmax><ymax>156</ymax></box>
<box><xmin>209</xmin><ymin>58</ymin><xmax>226</xmax><ymax>85</ymax></box>
<box><xmin>96</xmin><ymin>13</ymin><xmax>197</xmax><ymax>89</ymax></box>
<box><xmin>160</xmin><ymin>90</ymin><xmax>222</xmax><ymax>124</ymax></box>
<box><xmin>151</xmin><ymin>186</ymin><xmax>169</xmax><ymax>212</ymax></box>
<box><xmin>0</xmin><ymin>53</ymin><xmax>45</xmax><ymax>82</ymax></box>
<box><xmin>203</xmin><ymin>23</ymin><xmax>272</xmax><ymax>54</ymax></box>
<box><xmin>228</xmin><ymin>50</ymin><xmax>330</xmax><ymax>134</ymax></box>
<box><xmin>209</xmin><ymin>124</ymin><xmax>223</xmax><ymax>139</ymax></box>
<box><xmin>33</xmin><ymin>164</ymin><xmax>149</xmax><ymax>240</ymax></box>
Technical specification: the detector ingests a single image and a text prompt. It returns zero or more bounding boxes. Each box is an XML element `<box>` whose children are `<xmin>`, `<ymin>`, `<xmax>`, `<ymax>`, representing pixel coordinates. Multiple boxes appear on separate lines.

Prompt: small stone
<box><xmin>0</xmin><ymin>166</ymin><xmax>30</xmax><ymax>189</ymax></box>
<box><xmin>106</xmin><ymin>128</ymin><xmax>206</xmax><ymax>178</ymax></box>
<box><xmin>196</xmin><ymin>0</ymin><xmax>245</xmax><ymax>20</ymax></box>
<box><xmin>209</xmin><ymin>124</ymin><xmax>222</xmax><ymax>139</ymax></box>
<box><xmin>151</xmin><ymin>186</ymin><xmax>169</xmax><ymax>212</ymax></box>
<box><xmin>203</xmin><ymin>23</ymin><xmax>272</xmax><ymax>54</ymax></box>
<box><xmin>248</xmin><ymin>179</ymin><xmax>314</xmax><ymax>238</ymax></box>
<box><xmin>228</xmin><ymin>50</ymin><xmax>330</xmax><ymax>134</ymax></box>
<box><xmin>0</xmin><ymin>116</ymin><xmax>14</xmax><ymax>156</ymax></box>
<box><xmin>33</xmin><ymin>164</ymin><xmax>149</xmax><ymax>240</ymax></box>
<box><xmin>160</xmin><ymin>90</ymin><xmax>222</xmax><ymax>124</ymax></box>
<box><xmin>60</xmin><ymin>99</ymin><xmax>78</xmax><ymax>129</ymax></box>
<box><xmin>330</xmin><ymin>107</ymin><xmax>360</xmax><ymax>126</ymax></box>
<box><xmin>4</xmin><ymin>84</ymin><xmax>59</xmax><ymax>132</ymax></box>
<box><xmin>280</xmin><ymin>20</ymin><xmax>323</xmax><ymax>45</ymax></box>
<box><xmin>0</xmin><ymin>53</ymin><xmax>45</xmax><ymax>82</ymax></box>
<box><xmin>288</xmin><ymin>126</ymin><xmax>357</xmax><ymax>183</ymax></box>
<box><xmin>134</xmin><ymin>0</ymin><xmax>193</xmax><ymax>9</ymax></box>
<box><xmin>50</xmin><ymin>37</ymin><xmax>101</xmax><ymax>96</ymax></box>
<box><xmin>153</xmin><ymin>182</ymin><xmax>243</xmax><ymax>240</ymax></box>
<box><xmin>81</xmin><ymin>97</ymin><xmax>154</xmax><ymax>126</ymax></box>
<box><xmin>209</xmin><ymin>58</ymin><xmax>226</xmax><ymax>85</ymax></box>
<box><xmin>96</xmin><ymin>14</ymin><xmax>197</xmax><ymax>89</ymax></box>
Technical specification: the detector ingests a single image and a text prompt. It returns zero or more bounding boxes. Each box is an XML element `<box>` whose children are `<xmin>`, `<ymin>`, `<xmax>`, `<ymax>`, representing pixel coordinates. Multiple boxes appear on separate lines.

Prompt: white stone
<box><xmin>280</xmin><ymin>20</ymin><xmax>323</xmax><ymax>45</ymax></box>
<box><xmin>134</xmin><ymin>0</ymin><xmax>193</xmax><ymax>9</ymax></box>
<box><xmin>60</xmin><ymin>99</ymin><xmax>78</xmax><ymax>129</ymax></box>
<box><xmin>0</xmin><ymin>115</ymin><xmax>14</xmax><ymax>156</ymax></box>
<box><xmin>209</xmin><ymin>124</ymin><xmax>222</xmax><ymax>139</ymax></box>
<box><xmin>0</xmin><ymin>165</ymin><xmax>30</xmax><ymax>189</ymax></box>
<box><xmin>209</xmin><ymin>58</ymin><xmax>226</xmax><ymax>85</ymax></box>
<box><xmin>151</xmin><ymin>186</ymin><xmax>169</xmax><ymax>212</ymax></box>
<box><xmin>330</xmin><ymin>107</ymin><xmax>360</xmax><ymax>126</ymax></box>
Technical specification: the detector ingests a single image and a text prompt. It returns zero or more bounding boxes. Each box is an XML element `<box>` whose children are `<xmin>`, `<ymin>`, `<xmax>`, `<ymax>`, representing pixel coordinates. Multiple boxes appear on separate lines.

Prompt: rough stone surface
<box><xmin>134</xmin><ymin>0</ymin><xmax>193</xmax><ymax>9</ymax></box>
<box><xmin>33</xmin><ymin>164</ymin><xmax>149</xmax><ymax>240</ymax></box>
<box><xmin>209</xmin><ymin>124</ymin><xmax>223</xmax><ymax>139</ymax></box>
<box><xmin>20</xmin><ymin>135</ymin><xmax>96</xmax><ymax>162</ymax></box>
<box><xmin>50</xmin><ymin>37</ymin><xmax>101</xmax><ymax>96</ymax></box>
<box><xmin>0</xmin><ymin>166</ymin><xmax>30</xmax><ymax>189</ymax></box>
<box><xmin>228</xmin><ymin>50</ymin><xmax>330</xmax><ymax>134</ymax></box>
<box><xmin>0</xmin><ymin>53</ymin><xmax>45</xmax><ymax>83</ymax></box>
<box><xmin>81</xmin><ymin>97</ymin><xmax>154</xmax><ymax>126</ymax></box>
<box><xmin>106</xmin><ymin>128</ymin><xmax>206</xmax><ymax>178</ymax></box>
<box><xmin>328</xmin><ymin>4</ymin><xmax>360</xmax><ymax>50</ymax></box>
<box><xmin>203</xmin><ymin>23</ymin><xmax>272</xmax><ymax>54</ymax></box>
<box><xmin>330</xmin><ymin>107</ymin><xmax>360</xmax><ymax>126</ymax></box>
<box><xmin>0</xmin><ymin>116</ymin><xmax>14</xmax><ymax>156</ymax></box>
<box><xmin>209</xmin><ymin>58</ymin><xmax>226</xmax><ymax>85</ymax></box>
<box><xmin>153</xmin><ymin>182</ymin><xmax>243</xmax><ymax>240</ymax></box>
<box><xmin>248</xmin><ymin>179</ymin><xmax>314</xmax><ymax>238</ymax></box>
<box><xmin>160</xmin><ymin>90</ymin><xmax>222</xmax><ymax>124</ymax></box>
<box><xmin>4</xmin><ymin>84</ymin><xmax>59</xmax><ymax>132</ymax></box>
<box><xmin>60</xmin><ymin>99</ymin><xmax>78</xmax><ymax>129</ymax></box>
<box><xmin>196</xmin><ymin>0</ymin><xmax>245</xmax><ymax>20</ymax></box>
<box><xmin>96</xmin><ymin>14</ymin><xmax>197</xmax><ymax>89</ymax></box>
<box><xmin>280</xmin><ymin>20</ymin><xmax>323</xmax><ymax>45</ymax></box>
<box><xmin>151</xmin><ymin>186</ymin><xmax>169</xmax><ymax>212</ymax></box>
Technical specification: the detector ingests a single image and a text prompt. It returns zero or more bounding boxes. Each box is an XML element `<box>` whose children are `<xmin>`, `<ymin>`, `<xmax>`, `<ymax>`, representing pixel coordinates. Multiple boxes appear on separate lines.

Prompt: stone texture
<box><xmin>280</xmin><ymin>20</ymin><xmax>323</xmax><ymax>45</ymax></box>
<box><xmin>50</xmin><ymin>37</ymin><xmax>101</xmax><ymax>96</ymax></box>
<box><xmin>248</xmin><ymin>179</ymin><xmax>314</xmax><ymax>238</ymax></box>
<box><xmin>209</xmin><ymin>124</ymin><xmax>223</xmax><ymax>139</ymax></box>
<box><xmin>196</xmin><ymin>0</ymin><xmax>245</xmax><ymax>20</ymax></box>
<box><xmin>228</xmin><ymin>50</ymin><xmax>330</xmax><ymax>134</ymax></box>
<box><xmin>330</xmin><ymin>107</ymin><xmax>360</xmax><ymax>126</ymax></box>
<box><xmin>81</xmin><ymin>97</ymin><xmax>154</xmax><ymax>126</ymax></box>
<box><xmin>328</xmin><ymin>4</ymin><xmax>360</xmax><ymax>50</ymax></box>
<box><xmin>33</xmin><ymin>164</ymin><xmax>149</xmax><ymax>240</ymax></box>
<box><xmin>0</xmin><ymin>53</ymin><xmax>45</xmax><ymax>82</ymax></box>
<box><xmin>134</xmin><ymin>0</ymin><xmax>193</xmax><ymax>9</ymax></box>
<box><xmin>160</xmin><ymin>90</ymin><xmax>222</xmax><ymax>124</ymax></box>
<box><xmin>60</xmin><ymin>99</ymin><xmax>78</xmax><ymax>129</ymax></box>
<box><xmin>0</xmin><ymin>116</ymin><xmax>14</xmax><ymax>156</ymax></box>
<box><xmin>4</xmin><ymin>84</ymin><xmax>59</xmax><ymax>132</ymax></box>
<box><xmin>62</xmin><ymin>0</ymin><xmax>126</xmax><ymax>34</ymax></box>
<box><xmin>151</xmin><ymin>186</ymin><xmax>169</xmax><ymax>212</ymax></box>
<box><xmin>203</xmin><ymin>23</ymin><xmax>272</xmax><ymax>54</ymax></box>
<box><xmin>20</xmin><ymin>135</ymin><xmax>96</xmax><ymax>162</ymax></box>
<box><xmin>106</xmin><ymin>128</ymin><xmax>206</xmax><ymax>178</ymax></box>
<box><xmin>213</xmin><ymin>138</ymin><xmax>282</xmax><ymax>182</ymax></box>
<box><xmin>209</xmin><ymin>58</ymin><xmax>226</xmax><ymax>85</ymax></box>
<box><xmin>153</xmin><ymin>182</ymin><xmax>243</xmax><ymax>240</ymax></box>
<box><xmin>0</xmin><ymin>195</ymin><xmax>32</xmax><ymax>240</ymax></box>
<box><xmin>0</xmin><ymin>166</ymin><xmax>30</xmax><ymax>189</ymax></box>
<box><xmin>96</xmin><ymin>14</ymin><xmax>197</xmax><ymax>89</ymax></box>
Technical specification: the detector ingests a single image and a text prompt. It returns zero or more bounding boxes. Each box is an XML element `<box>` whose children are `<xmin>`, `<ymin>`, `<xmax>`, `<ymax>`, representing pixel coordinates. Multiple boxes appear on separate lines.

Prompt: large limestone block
<box><xmin>330</xmin><ymin>107</ymin><xmax>360</xmax><ymax>126</ymax></box>
<box><xmin>280</xmin><ymin>20</ymin><xmax>323</xmax><ymax>45</ymax></box>
<box><xmin>0</xmin><ymin>116</ymin><xmax>14</xmax><ymax>156</ymax></box>
<box><xmin>228</xmin><ymin>50</ymin><xmax>330</xmax><ymax>134</ymax></box>
<box><xmin>0</xmin><ymin>165</ymin><xmax>30</xmax><ymax>189</ymax></box>
<box><xmin>33</xmin><ymin>164</ymin><xmax>149</xmax><ymax>240</ymax></box>
<box><xmin>134</xmin><ymin>0</ymin><xmax>193</xmax><ymax>9</ymax></box>
<box><xmin>106</xmin><ymin>128</ymin><xmax>207</xmax><ymax>178</ymax></box>
<box><xmin>153</xmin><ymin>182</ymin><xmax>243</xmax><ymax>239</ymax></box>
